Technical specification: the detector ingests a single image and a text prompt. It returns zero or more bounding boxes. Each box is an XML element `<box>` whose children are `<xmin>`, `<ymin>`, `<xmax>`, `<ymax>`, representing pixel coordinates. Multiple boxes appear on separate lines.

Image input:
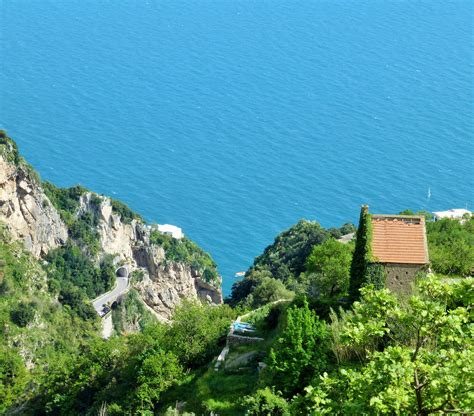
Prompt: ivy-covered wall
<box><xmin>349</xmin><ymin>206</ymin><xmax>386</xmax><ymax>300</ymax></box>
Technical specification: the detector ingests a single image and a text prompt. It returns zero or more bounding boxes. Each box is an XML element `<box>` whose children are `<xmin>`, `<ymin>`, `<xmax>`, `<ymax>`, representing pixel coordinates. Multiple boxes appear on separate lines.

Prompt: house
<box><xmin>433</xmin><ymin>208</ymin><xmax>471</xmax><ymax>222</ymax></box>
<box><xmin>369</xmin><ymin>212</ymin><xmax>429</xmax><ymax>294</ymax></box>
<box><xmin>157</xmin><ymin>224</ymin><xmax>184</xmax><ymax>240</ymax></box>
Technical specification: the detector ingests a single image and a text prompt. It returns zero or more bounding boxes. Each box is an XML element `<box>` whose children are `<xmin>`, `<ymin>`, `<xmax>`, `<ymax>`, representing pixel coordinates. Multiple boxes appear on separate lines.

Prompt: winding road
<box><xmin>92</xmin><ymin>276</ymin><xmax>129</xmax><ymax>316</ymax></box>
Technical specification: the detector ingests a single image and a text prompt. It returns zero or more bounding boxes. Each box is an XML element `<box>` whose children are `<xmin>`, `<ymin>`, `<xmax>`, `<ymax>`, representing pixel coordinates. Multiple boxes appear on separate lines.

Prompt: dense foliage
<box><xmin>10</xmin><ymin>301</ymin><xmax>36</xmax><ymax>327</ymax></box>
<box><xmin>268</xmin><ymin>300</ymin><xmax>330</xmax><ymax>396</ymax></box>
<box><xmin>292</xmin><ymin>278</ymin><xmax>473</xmax><ymax>414</ymax></box>
<box><xmin>229</xmin><ymin>220</ymin><xmax>355</xmax><ymax>306</ymax></box>
<box><xmin>305</xmin><ymin>238</ymin><xmax>353</xmax><ymax>299</ymax></box>
<box><xmin>251</xmin><ymin>220</ymin><xmax>333</xmax><ymax>283</ymax></box>
<box><xmin>28</xmin><ymin>301</ymin><xmax>234</xmax><ymax>415</ymax></box>
<box><xmin>44</xmin><ymin>243</ymin><xmax>115</xmax><ymax>320</ymax></box>
<box><xmin>45</xmin><ymin>243</ymin><xmax>115</xmax><ymax>299</ymax></box>
<box><xmin>150</xmin><ymin>232</ymin><xmax>220</xmax><ymax>284</ymax></box>
<box><xmin>427</xmin><ymin>217</ymin><xmax>474</xmax><ymax>276</ymax></box>
<box><xmin>0</xmin><ymin>224</ymin><xmax>99</xmax><ymax>414</ymax></box>
<box><xmin>243</xmin><ymin>388</ymin><xmax>290</xmax><ymax>416</ymax></box>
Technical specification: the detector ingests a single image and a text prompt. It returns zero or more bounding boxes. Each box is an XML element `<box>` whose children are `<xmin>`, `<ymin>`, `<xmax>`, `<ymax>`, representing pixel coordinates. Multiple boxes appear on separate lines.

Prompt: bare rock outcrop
<box><xmin>0</xmin><ymin>156</ymin><xmax>68</xmax><ymax>257</ymax></box>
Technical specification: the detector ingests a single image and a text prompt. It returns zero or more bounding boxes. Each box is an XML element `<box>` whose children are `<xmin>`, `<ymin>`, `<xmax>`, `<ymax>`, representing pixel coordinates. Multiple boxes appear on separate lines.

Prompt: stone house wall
<box><xmin>383</xmin><ymin>263</ymin><xmax>427</xmax><ymax>294</ymax></box>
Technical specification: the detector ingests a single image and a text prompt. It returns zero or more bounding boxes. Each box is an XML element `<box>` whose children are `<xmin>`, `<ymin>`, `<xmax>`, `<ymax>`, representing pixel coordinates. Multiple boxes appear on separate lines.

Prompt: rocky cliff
<box><xmin>0</xmin><ymin>149</ymin><xmax>68</xmax><ymax>257</ymax></box>
<box><xmin>0</xmin><ymin>133</ymin><xmax>222</xmax><ymax>320</ymax></box>
<box><xmin>79</xmin><ymin>192</ymin><xmax>223</xmax><ymax>319</ymax></box>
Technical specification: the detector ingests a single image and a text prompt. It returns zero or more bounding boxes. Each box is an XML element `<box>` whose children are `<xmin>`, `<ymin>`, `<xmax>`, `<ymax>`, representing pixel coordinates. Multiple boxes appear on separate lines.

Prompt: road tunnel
<box><xmin>116</xmin><ymin>266</ymin><xmax>129</xmax><ymax>278</ymax></box>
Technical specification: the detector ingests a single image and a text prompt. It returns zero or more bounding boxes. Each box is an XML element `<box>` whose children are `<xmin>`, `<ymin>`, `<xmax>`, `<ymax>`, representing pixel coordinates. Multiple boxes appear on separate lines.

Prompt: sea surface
<box><xmin>1</xmin><ymin>0</ymin><xmax>473</xmax><ymax>295</ymax></box>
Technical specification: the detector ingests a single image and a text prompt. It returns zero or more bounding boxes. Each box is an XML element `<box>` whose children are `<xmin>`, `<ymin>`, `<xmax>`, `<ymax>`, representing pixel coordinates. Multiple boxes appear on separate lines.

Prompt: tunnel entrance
<box><xmin>116</xmin><ymin>266</ymin><xmax>129</xmax><ymax>278</ymax></box>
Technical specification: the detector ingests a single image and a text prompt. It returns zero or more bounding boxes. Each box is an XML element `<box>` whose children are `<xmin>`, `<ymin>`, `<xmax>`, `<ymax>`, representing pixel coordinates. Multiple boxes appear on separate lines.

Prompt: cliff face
<box><xmin>80</xmin><ymin>193</ymin><xmax>223</xmax><ymax>319</ymax></box>
<box><xmin>0</xmin><ymin>147</ymin><xmax>222</xmax><ymax>320</ymax></box>
<box><xmin>0</xmin><ymin>156</ymin><xmax>68</xmax><ymax>257</ymax></box>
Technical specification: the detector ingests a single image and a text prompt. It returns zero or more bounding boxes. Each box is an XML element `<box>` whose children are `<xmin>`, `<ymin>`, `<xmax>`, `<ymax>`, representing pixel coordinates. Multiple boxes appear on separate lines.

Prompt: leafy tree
<box><xmin>164</xmin><ymin>301</ymin><xmax>235</xmax><ymax>367</ymax></box>
<box><xmin>295</xmin><ymin>278</ymin><xmax>474</xmax><ymax>414</ymax></box>
<box><xmin>244</xmin><ymin>273</ymin><xmax>294</xmax><ymax>308</ymax></box>
<box><xmin>305</xmin><ymin>239</ymin><xmax>353</xmax><ymax>299</ymax></box>
<box><xmin>269</xmin><ymin>300</ymin><xmax>330</xmax><ymax>396</ymax></box>
<box><xmin>134</xmin><ymin>349</ymin><xmax>183</xmax><ymax>412</ymax></box>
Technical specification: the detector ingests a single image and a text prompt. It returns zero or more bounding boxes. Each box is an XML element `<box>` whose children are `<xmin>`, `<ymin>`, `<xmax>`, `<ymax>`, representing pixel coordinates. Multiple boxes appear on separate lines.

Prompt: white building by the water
<box><xmin>157</xmin><ymin>224</ymin><xmax>184</xmax><ymax>239</ymax></box>
<box><xmin>433</xmin><ymin>208</ymin><xmax>471</xmax><ymax>222</ymax></box>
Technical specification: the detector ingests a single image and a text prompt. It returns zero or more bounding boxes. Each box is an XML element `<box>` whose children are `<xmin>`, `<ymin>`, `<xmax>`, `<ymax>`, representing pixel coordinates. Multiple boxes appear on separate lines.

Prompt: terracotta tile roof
<box><xmin>370</xmin><ymin>215</ymin><xmax>429</xmax><ymax>264</ymax></box>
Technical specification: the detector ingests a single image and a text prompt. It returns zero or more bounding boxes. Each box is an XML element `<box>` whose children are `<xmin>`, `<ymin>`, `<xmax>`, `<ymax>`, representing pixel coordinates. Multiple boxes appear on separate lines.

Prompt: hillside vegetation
<box><xmin>2</xmin><ymin>209</ymin><xmax>473</xmax><ymax>414</ymax></box>
<box><xmin>0</xmin><ymin>224</ymin><xmax>100</xmax><ymax>414</ymax></box>
<box><xmin>1</xmin><ymin>131</ymin><xmax>472</xmax><ymax>415</ymax></box>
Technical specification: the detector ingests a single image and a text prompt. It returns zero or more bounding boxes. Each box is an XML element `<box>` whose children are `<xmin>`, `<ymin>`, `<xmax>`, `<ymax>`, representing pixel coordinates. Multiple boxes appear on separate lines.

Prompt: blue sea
<box><xmin>1</xmin><ymin>0</ymin><xmax>473</xmax><ymax>295</ymax></box>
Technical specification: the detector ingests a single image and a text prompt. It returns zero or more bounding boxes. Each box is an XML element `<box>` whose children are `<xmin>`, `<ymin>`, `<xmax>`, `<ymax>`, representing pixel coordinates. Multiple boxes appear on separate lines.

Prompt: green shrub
<box><xmin>10</xmin><ymin>301</ymin><xmax>36</xmax><ymax>327</ymax></box>
<box><xmin>58</xmin><ymin>283</ymin><xmax>97</xmax><ymax>321</ymax></box>
<box><xmin>243</xmin><ymin>388</ymin><xmax>290</xmax><ymax>415</ymax></box>
<box><xmin>164</xmin><ymin>301</ymin><xmax>235</xmax><ymax>367</ymax></box>
<box><xmin>0</xmin><ymin>346</ymin><xmax>29</xmax><ymax>413</ymax></box>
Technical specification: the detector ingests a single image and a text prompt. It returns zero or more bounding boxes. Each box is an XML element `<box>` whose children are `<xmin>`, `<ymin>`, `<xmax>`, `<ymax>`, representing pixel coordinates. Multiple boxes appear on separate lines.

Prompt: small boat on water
<box><xmin>235</xmin><ymin>271</ymin><xmax>245</xmax><ymax>277</ymax></box>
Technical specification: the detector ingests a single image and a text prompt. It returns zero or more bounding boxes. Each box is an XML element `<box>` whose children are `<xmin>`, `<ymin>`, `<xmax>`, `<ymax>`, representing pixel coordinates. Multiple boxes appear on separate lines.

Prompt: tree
<box><xmin>164</xmin><ymin>301</ymin><xmax>234</xmax><ymax>367</ymax></box>
<box><xmin>135</xmin><ymin>350</ymin><xmax>183</xmax><ymax>411</ymax></box>
<box><xmin>305</xmin><ymin>239</ymin><xmax>353</xmax><ymax>299</ymax></box>
<box><xmin>269</xmin><ymin>300</ymin><xmax>329</xmax><ymax>396</ymax></box>
<box><xmin>295</xmin><ymin>278</ymin><xmax>474</xmax><ymax>414</ymax></box>
<box><xmin>349</xmin><ymin>205</ymin><xmax>371</xmax><ymax>301</ymax></box>
<box><xmin>247</xmin><ymin>275</ymin><xmax>294</xmax><ymax>308</ymax></box>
